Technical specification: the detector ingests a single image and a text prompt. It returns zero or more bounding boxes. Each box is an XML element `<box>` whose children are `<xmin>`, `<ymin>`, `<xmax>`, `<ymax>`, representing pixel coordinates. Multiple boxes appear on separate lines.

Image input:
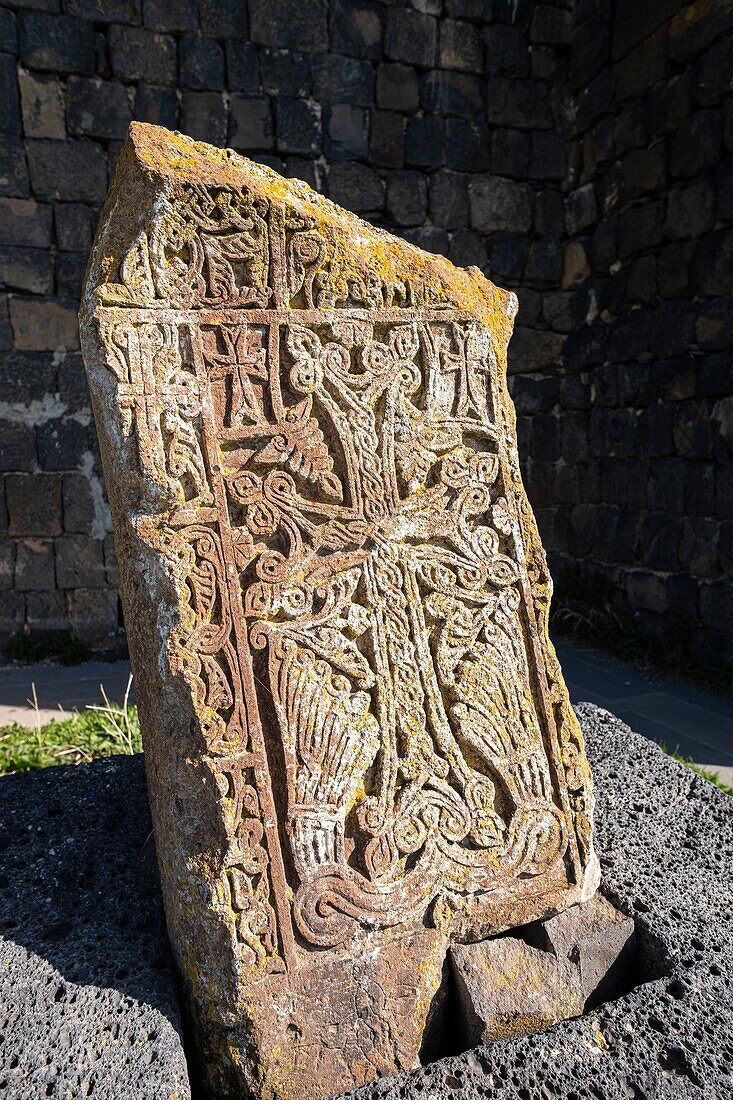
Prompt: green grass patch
<box><xmin>660</xmin><ymin>744</ymin><xmax>733</xmax><ymax>797</ymax></box>
<box><xmin>0</xmin><ymin>685</ymin><xmax>140</xmax><ymax>776</ymax></box>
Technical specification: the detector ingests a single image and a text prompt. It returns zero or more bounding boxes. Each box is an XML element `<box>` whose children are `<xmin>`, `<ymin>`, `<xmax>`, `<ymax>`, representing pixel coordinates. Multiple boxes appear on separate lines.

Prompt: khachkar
<box><xmin>81</xmin><ymin>123</ymin><xmax>599</xmax><ymax>1099</ymax></box>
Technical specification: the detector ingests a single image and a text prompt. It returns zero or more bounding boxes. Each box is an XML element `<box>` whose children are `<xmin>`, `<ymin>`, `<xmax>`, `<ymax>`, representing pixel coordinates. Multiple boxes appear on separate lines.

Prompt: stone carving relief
<box><xmin>82</xmin><ymin>124</ymin><xmax>598</xmax><ymax>1099</ymax></box>
<box><xmin>95</xmin><ymin>288</ymin><xmax>592</xmax><ymax>958</ymax></box>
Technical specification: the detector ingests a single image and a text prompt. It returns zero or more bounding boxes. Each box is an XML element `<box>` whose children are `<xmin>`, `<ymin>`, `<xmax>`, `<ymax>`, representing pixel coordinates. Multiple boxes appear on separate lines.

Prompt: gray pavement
<box><xmin>1</xmin><ymin>640</ymin><xmax>731</xmax><ymax>785</ymax></box>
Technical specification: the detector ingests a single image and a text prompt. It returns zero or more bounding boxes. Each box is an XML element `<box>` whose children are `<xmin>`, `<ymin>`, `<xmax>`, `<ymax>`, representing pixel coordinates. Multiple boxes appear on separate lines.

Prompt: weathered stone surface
<box><xmin>450</xmin><ymin>894</ymin><xmax>637</xmax><ymax>1046</ymax></box>
<box><xmin>451</xmin><ymin>935</ymin><xmax>583</xmax><ymax>1046</ymax></box>
<box><xmin>80</xmin><ymin>122</ymin><xmax>597</xmax><ymax>1098</ymax></box>
<box><xmin>523</xmin><ymin>892</ymin><xmax>637</xmax><ymax>1010</ymax></box>
<box><xmin>0</xmin><ymin>707</ymin><xmax>731</xmax><ymax>1098</ymax></box>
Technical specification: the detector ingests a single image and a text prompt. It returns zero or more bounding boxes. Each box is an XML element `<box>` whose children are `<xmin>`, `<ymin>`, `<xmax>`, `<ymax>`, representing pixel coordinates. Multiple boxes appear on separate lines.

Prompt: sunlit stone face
<box><xmin>81</xmin><ymin>123</ymin><xmax>598</xmax><ymax>1100</ymax></box>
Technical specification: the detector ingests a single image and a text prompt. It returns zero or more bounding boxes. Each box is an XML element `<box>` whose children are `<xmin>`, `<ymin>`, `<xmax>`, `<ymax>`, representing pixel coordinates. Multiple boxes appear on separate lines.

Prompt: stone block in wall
<box><xmin>228</xmin><ymin>95</ymin><xmax>273</xmax><ymax>152</ymax></box>
<box><xmin>470</xmin><ymin>175</ymin><xmax>532</xmax><ymax>234</ymax></box>
<box><xmin>386</xmin><ymin>168</ymin><xmax>427</xmax><ymax>225</ymax></box>
<box><xmin>0</xmin><ymin>422</ymin><xmax>35</xmax><ymax>473</ymax></box>
<box><xmin>0</xmin><ymin>298</ymin><xmax>9</xmax><ymax>353</ymax></box>
<box><xmin>691</xmin><ymin>228</ymin><xmax>733</xmax><ymax>296</ymax></box>
<box><xmin>18</xmin><ymin>73</ymin><xmax>65</xmax><ymax>141</ymax></box>
<box><xmin>311</xmin><ymin>52</ymin><xmax>374</xmax><ymax>106</ymax></box>
<box><xmin>69</xmin><ymin>77</ymin><xmax>133</xmax><ymax>140</ymax></box>
<box><xmin>330</xmin><ymin>0</ymin><xmax>383</xmax><ymax>61</ymax></box>
<box><xmin>420</xmin><ymin>70</ymin><xmax>483</xmax><ymax>117</ymax></box>
<box><xmin>0</xmin><ymin>591</ymin><xmax>24</xmax><ymax>641</ymax></box>
<box><xmin>680</xmin><ymin>516</ymin><xmax>720</xmax><ymax>578</ymax></box>
<box><xmin>671</xmin><ymin>109</ymin><xmax>723</xmax><ymax>179</ymax></box>
<box><xmin>376</xmin><ymin>62</ymin><xmax>419</xmax><ymax>112</ymax></box>
<box><xmin>0</xmin><ymin>56</ymin><xmax>20</xmax><ymax>137</ymax></box>
<box><xmin>658</xmin><ymin>239</ymin><xmax>695</xmax><ymax>297</ymax></box>
<box><xmin>696</xmin><ymin>297</ymin><xmax>733</xmax><ymax>350</ymax></box>
<box><xmin>18</xmin><ymin>11</ymin><xmax>95</xmax><ymax>76</ymax></box>
<box><xmin>225</xmin><ymin>42</ymin><xmax>260</xmax><ymax>94</ymax></box>
<box><xmin>0</xmin><ymin>539</ymin><xmax>13</xmax><ymax>591</ymax></box>
<box><xmin>615</xmin><ymin>26</ymin><xmax>669</xmax><ymax>104</ymax></box>
<box><xmin>405</xmin><ymin>116</ymin><xmax>445</xmax><ymax>167</ymax></box>
<box><xmin>439</xmin><ymin>18</ymin><xmax>484</xmax><ymax>73</ymax></box>
<box><xmin>0</xmin><ymin>139</ymin><xmax>30</xmax><ymax>198</ymax></box>
<box><xmin>108</xmin><ymin>25</ymin><xmax>177</xmax><ymax>84</ymax></box>
<box><xmin>525</xmin><ymin>240</ymin><xmax>561</xmax><ymax>282</ymax></box>
<box><xmin>485</xmin><ymin>25</ymin><xmax>530</xmax><ymax>78</ymax></box>
<box><xmin>26</xmin><ymin>590</ymin><xmax>69</xmax><ymax>634</ymax></box>
<box><xmin>369</xmin><ymin>109</ymin><xmax>404</xmax><ymax>168</ymax></box>
<box><xmin>57</xmin><ymin>354</ymin><xmax>91</xmax><ymax>414</ymax></box>
<box><xmin>0</xmin><ymin>198</ymin><xmax>53</xmax><ymax>249</ymax></box>
<box><xmin>486</xmin><ymin>227</ymin><xmax>528</xmax><ymax>278</ymax></box>
<box><xmin>195</xmin><ymin>0</ymin><xmax>247</xmax><ymax>37</ymax></box>
<box><xmin>9</xmin><ymin>297</ymin><xmax>79</xmax><ymax>352</ymax></box>
<box><xmin>143</xmin><ymin>0</ymin><xmax>197</xmax><ymax>34</ymax></box>
<box><xmin>56</xmin><ymin>251</ymin><xmax>88</xmax><ymax>299</ymax></box>
<box><xmin>249</xmin><ymin>0</ymin><xmax>328</xmax><ymax>51</ymax></box>
<box><xmin>669</xmin><ymin>0</ymin><xmax>733</xmax><ymax>63</ymax></box>
<box><xmin>447</xmin><ymin>0</ymin><xmax>492</xmax><ymax>18</ymax></box>
<box><xmin>534</xmin><ymin>189</ymin><xmax>564</xmax><ymax>236</ymax></box>
<box><xmin>324</xmin><ymin>104</ymin><xmax>367</xmax><ymax>160</ymax></box>
<box><xmin>621</xmin><ymin>146</ymin><xmax>666</xmax><ymax>193</ymax></box>
<box><xmin>327</xmin><ymin>161</ymin><xmax>383</xmax><ymax>213</ymax></box>
<box><xmin>0</xmin><ymin>247</ymin><xmax>53</xmax><ymax>295</ymax></box>
<box><xmin>67</xmin><ymin>587</ymin><xmax>118</xmax><ymax>649</ymax></box>
<box><xmin>685</xmin><ymin>461</ymin><xmax>716</xmax><ymax>517</ymax></box>
<box><xmin>133</xmin><ymin>84</ymin><xmax>178</xmax><ymax>128</ymax></box>
<box><xmin>403</xmin><ymin>224</ymin><xmax>449</xmax><ymax>256</ymax></box>
<box><xmin>7</xmin><ymin>474</ymin><xmax>62</xmax><ymax>538</ymax></box>
<box><xmin>529</xmin><ymin>131</ymin><xmax>565</xmax><ymax>181</ymax></box>
<box><xmin>613</xmin><ymin>0</ymin><xmax>682</xmax><ymax>60</ymax></box>
<box><xmin>26</xmin><ymin>139</ymin><xmax>106</xmax><ymax>204</ymax></box>
<box><xmin>15</xmin><ymin>539</ymin><xmax>55</xmax><ymax>592</ymax></box>
<box><xmin>62</xmin><ymin>472</ymin><xmax>98</xmax><ymax>536</ymax></box>
<box><xmin>492</xmin><ymin>129</ymin><xmax>530</xmax><ymax>178</ymax></box>
<box><xmin>182</xmin><ymin>91</ymin><xmax>227</xmax><ymax>147</ymax></box>
<box><xmin>37</xmin><ymin>419</ymin><xmax>97</xmax><ymax>473</ymax></box>
<box><xmin>569</xmin><ymin>13</ymin><xmax>610</xmax><ymax>88</ymax></box>
<box><xmin>695</xmin><ymin>580</ymin><xmax>730</xmax><ymax>633</ymax></box>
<box><xmin>541</xmin><ymin>290</ymin><xmax>575</xmax><ymax>332</ymax></box>
<box><xmin>275</xmin><ymin>99</ymin><xmax>321</xmax><ymax>157</ymax></box>
<box><xmin>509</xmin><ymin>326</ymin><xmax>563</xmax><ymax>372</ymax></box>
<box><xmin>485</xmin><ymin>77</ymin><xmax>553</xmax><ymax>130</ymax></box>
<box><xmin>384</xmin><ymin>8</ymin><xmax>437</xmax><ymax>69</ymax></box>
<box><xmin>429</xmin><ymin>169</ymin><xmax>469</xmax><ymax>229</ymax></box>
<box><xmin>260</xmin><ymin>49</ymin><xmax>310</xmax><ymax>98</ymax></box>
<box><xmin>447</xmin><ymin>226</ymin><xmax>487</xmax><ymax>268</ymax></box>
<box><xmin>55</xmin><ymin>534</ymin><xmax>105</xmax><ymax>590</ymax></box>
<box><xmin>64</xmin><ymin>0</ymin><xmax>142</xmax><ymax>22</ymax></box>
<box><xmin>530</xmin><ymin>5</ymin><xmax>571</xmax><ymax>47</ymax></box>
<box><xmin>55</xmin><ymin>203</ymin><xmax>93</xmax><ymax>255</ymax></box>
<box><xmin>179</xmin><ymin>36</ymin><xmax>225</xmax><ymax>92</ymax></box>
<box><xmin>0</xmin><ymin>8</ymin><xmax>17</xmax><ymax>55</ymax></box>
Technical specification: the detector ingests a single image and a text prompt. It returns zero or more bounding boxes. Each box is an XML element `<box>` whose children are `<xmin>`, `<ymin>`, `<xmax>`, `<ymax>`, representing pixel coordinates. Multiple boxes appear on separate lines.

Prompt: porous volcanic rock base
<box><xmin>1</xmin><ymin>703</ymin><xmax>731</xmax><ymax>1099</ymax></box>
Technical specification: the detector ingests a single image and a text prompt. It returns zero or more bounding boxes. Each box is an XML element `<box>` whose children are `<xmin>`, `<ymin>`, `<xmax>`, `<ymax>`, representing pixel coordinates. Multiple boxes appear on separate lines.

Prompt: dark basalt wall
<box><xmin>0</xmin><ymin>0</ymin><xmax>730</xmax><ymax>661</ymax></box>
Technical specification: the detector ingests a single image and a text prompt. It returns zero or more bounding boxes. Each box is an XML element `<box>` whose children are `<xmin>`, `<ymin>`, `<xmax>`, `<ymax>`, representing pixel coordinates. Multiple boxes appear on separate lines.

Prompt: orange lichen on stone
<box><xmin>80</xmin><ymin>123</ymin><xmax>599</xmax><ymax>1100</ymax></box>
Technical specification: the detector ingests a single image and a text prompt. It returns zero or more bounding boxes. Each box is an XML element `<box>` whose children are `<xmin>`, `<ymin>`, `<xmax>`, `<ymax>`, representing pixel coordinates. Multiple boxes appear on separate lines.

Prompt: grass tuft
<box><xmin>0</xmin><ymin>677</ymin><xmax>140</xmax><ymax>776</ymax></box>
<box><xmin>660</xmin><ymin>743</ymin><xmax>733</xmax><ymax>797</ymax></box>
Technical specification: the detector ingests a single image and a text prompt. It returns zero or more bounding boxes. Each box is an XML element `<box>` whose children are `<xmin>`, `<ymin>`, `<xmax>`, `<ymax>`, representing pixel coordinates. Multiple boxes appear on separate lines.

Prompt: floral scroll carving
<box><xmin>96</xmin><ymin>299</ymin><xmax>593</xmax><ymax>963</ymax></box>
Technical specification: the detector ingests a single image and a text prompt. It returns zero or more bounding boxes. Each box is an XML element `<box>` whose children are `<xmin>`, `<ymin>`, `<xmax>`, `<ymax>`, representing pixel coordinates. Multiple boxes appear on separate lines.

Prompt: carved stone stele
<box><xmin>80</xmin><ymin>123</ymin><xmax>599</xmax><ymax>1100</ymax></box>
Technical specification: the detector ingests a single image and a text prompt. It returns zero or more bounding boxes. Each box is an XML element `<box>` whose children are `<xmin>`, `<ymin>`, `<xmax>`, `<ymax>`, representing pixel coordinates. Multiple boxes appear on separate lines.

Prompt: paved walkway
<box><xmin>1</xmin><ymin>640</ymin><xmax>731</xmax><ymax>785</ymax></box>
